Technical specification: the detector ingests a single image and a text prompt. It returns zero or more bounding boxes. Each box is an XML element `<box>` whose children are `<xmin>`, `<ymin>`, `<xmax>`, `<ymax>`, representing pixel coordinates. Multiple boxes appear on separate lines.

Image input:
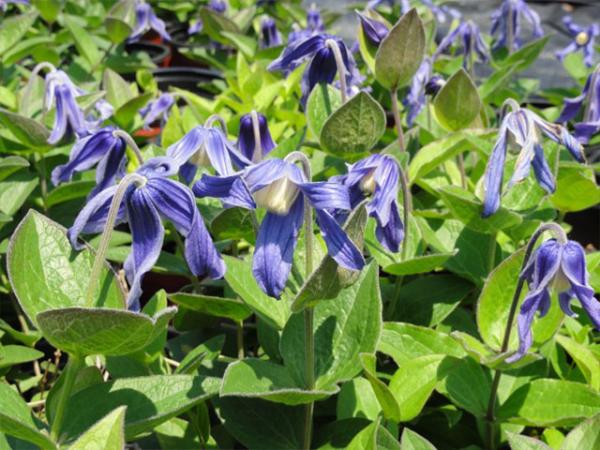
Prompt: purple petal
<box><xmin>166</xmin><ymin>127</ymin><xmax>206</xmax><ymax>166</ymax></box>
<box><xmin>507</xmin><ymin>289</ymin><xmax>550</xmax><ymax>362</ymax></box>
<box><xmin>482</xmin><ymin>121</ymin><xmax>509</xmax><ymax>217</ymax></box>
<box><xmin>297</xmin><ymin>181</ymin><xmax>350</xmax><ymax>210</ymax></box>
<box><xmin>375</xmin><ymin>200</ymin><xmax>403</xmax><ymax>252</ymax></box>
<box><xmin>315</xmin><ymin>208</ymin><xmax>365</xmax><ymax>270</ymax></box>
<box><xmin>193</xmin><ymin>173</ymin><xmax>256</xmax><ymax>210</ymax></box>
<box><xmin>531</xmin><ymin>143</ymin><xmax>555</xmax><ymax>193</ymax></box>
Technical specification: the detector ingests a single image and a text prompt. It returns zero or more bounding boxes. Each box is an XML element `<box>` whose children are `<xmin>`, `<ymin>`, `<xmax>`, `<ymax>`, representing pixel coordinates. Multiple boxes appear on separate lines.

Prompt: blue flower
<box><xmin>435</xmin><ymin>20</ymin><xmax>488</xmax><ymax>67</ymax></box>
<box><xmin>482</xmin><ymin>102</ymin><xmax>585</xmax><ymax>217</ymax></box>
<box><xmin>334</xmin><ymin>154</ymin><xmax>404</xmax><ymax>252</ymax></box>
<box><xmin>166</xmin><ymin>123</ymin><xmax>250</xmax><ymax>183</ymax></box>
<box><xmin>139</xmin><ymin>93</ymin><xmax>175</xmax><ymax>128</ymax></box>
<box><xmin>508</xmin><ymin>238</ymin><xmax>600</xmax><ymax>362</ymax></box>
<box><xmin>268</xmin><ymin>33</ymin><xmax>361</xmax><ymax>104</ymax></box>
<box><xmin>130</xmin><ymin>0</ymin><xmax>171</xmax><ymax>42</ymax></box>
<box><xmin>491</xmin><ymin>0</ymin><xmax>543</xmax><ymax>51</ymax></box>
<box><xmin>194</xmin><ymin>158</ymin><xmax>365</xmax><ymax>298</ymax></box>
<box><xmin>69</xmin><ymin>157</ymin><xmax>224</xmax><ymax>311</ymax></box>
<box><xmin>425</xmin><ymin>75</ymin><xmax>445</xmax><ymax>96</ymax></box>
<box><xmin>557</xmin><ymin>65</ymin><xmax>600</xmax><ymax>144</ymax></box>
<box><xmin>556</xmin><ymin>16</ymin><xmax>598</xmax><ymax>68</ymax></box>
<box><xmin>51</xmin><ymin>127</ymin><xmax>126</xmax><ymax>198</ymax></box>
<box><xmin>404</xmin><ymin>57</ymin><xmax>432</xmax><ymax>126</ymax></box>
<box><xmin>357</xmin><ymin>11</ymin><xmax>389</xmax><ymax>47</ymax></box>
<box><xmin>287</xmin><ymin>4</ymin><xmax>325</xmax><ymax>44</ymax></box>
<box><xmin>237</xmin><ymin>112</ymin><xmax>276</xmax><ymax>162</ymax></box>
<box><xmin>260</xmin><ymin>17</ymin><xmax>282</xmax><ymax>49</ymax></box>
<box><xmin>420</xmin><ymin>0</ymin><xmax>461</xmax><ymax>24</ymax></box>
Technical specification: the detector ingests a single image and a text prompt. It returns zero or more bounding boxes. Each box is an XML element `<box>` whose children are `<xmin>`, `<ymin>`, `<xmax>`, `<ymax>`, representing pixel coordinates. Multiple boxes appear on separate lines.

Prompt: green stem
<box><xmin>457</xmin><ymin>153</ymin><xmax>467</xmax><ymax>189</ymax></box>
<box><xmin>236</xmin><ymin>320</ymin><xmax>245</xmax><ymax>359</ymax></box>
<box><xmin>487</xmin><ymin>232</ymin><xmax>497</xmax><ymax>273</ymax></box>
<box><xmin>38</xmin><ymin>155</ymin><xmax>48</xmax><ymax>213</ymax></box>
<box><xmin>51</xmin><ymin>355</ymin><xmax>83</xmax><ymax>442</ymax></box>
<box><xmin>390</xmin><ymin>88</ymin><xmax>405</xmax><ymax>152</ymax></box>
<box><xmin>399</xmin><ymin>167</ymin><xmax>411</xmax><ymax>261</ymax></box>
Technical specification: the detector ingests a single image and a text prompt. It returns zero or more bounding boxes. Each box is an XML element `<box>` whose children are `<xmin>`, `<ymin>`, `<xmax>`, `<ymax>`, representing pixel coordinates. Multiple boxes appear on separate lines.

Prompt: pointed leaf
<box><xmin>69</xmin><ymin>406</ymin><xmax>126</xmax><ymax>450</ymax></box>
<box><xmin>433</xmin><ymin>69</ymin><xmax>481</xmax><ymax>132</ymax></box>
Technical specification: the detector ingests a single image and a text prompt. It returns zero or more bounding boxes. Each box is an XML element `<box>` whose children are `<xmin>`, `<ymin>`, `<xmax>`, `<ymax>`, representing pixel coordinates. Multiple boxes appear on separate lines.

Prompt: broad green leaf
<box><xmin>0</xmin><ymin>108</ymin><xmax>50</xmax><ymax>148</ymax></box>
<box><xmin>479</xmin><ymin>65</ymin><xmax>517</xmax><ymax>102</ymax></box>
<box><xmin>498</xmin><ymin>379</ymin><xmax>600</xmax><ymax>427</ymax></box>
<box><xmin>477</xmin><ymin>248</ymin><xmax>563</xmax><ymax>353</ymax></box>
<box><xmin>550</xmin><ymin>164</ymin><xmax>600</xmax><ymax>212</ymax></box>
<box><xmin>0</xmin><ymin>345</ymin><xmax>43</xmax><ymax>369</ymax></box>
<box><xmin>169</xmin><ymin>292</ymin><xmax>251</xmax><ymax>322</ymax></box>
<box><xmin>69</xmin><ymin>406</ymin><xmax>126</xmax><ymax>450</ymax></box>
<box><xmin>0</xmin><ymin>384</ymin><xmax>56</xmax><ymax>450</ymax></box>
<box><xmin>61</xmin><ymin>375</ymin><xmax>221</xmax><ymax>441</ymax></box>
<box><xmin>383</xmin><ymin>252</ymin><xmax>456</xmax><ymax>275</ymax></box>
<box><xmin>433</xmin><ymin>69</ymin><xmax>481</xmax><ymax>132</ymax></box>
<box><xmin>174</xmin><ymin>335</ymin><xmax>225</xmax><ymax>374</ymax></box>
<box><xmin>506</xmin><ymin>432</ymin><xmax>552</xmax><ymax>450</ymax></box>
<box><xmin>114</xmin><ymin>92</ymin><xmax>153</xmax><ymax>128</ymax></box>
<box><xmin>7</xmin><ymin>211</ymin><xmax>125</xmax><ymax>327</ymax></box>
<box><xmin>555</xmin><ymin>335</ymin><xmax>600</xmax><ymax>391</ymax></box>
<box><xmin>0</xmin><ymin>156</ymin><xmax>29</xmax><ymax>182</ymax></box>
<box><xmin>221</xmin><ymin>32</ymin><xmax>257</xmax><ymax>59</ymax></box>
<box><xmin>223</xmin><ymin>255</ymin><xmax>290</xmax><ymax>330</ymax></box>
<box><xmin>498</xmin><ymin>36</ymin><xmax>550</xmax><ymax>72</ymax></box>
<box><xmin>560</xmin><ymin>414</ymin><xmax>600</xmax><ymax>450</ymax></box>
<box><xmin>0</xmin><ymin>12</ymin><xmax>38</xmax><ymax>56</ymax></box>
<box><xmin>31</xmin><ymin>0</ymin><xmax>60</xmax><ymax>23</ymax></box>
<box><xmin>105</xmin><ymin>0</ymin><xmax>136</xmax><ymax>44</ymax></box>
<box><xmin>306</xmin><ymin>84</ymin><xmax>342</xmax><ymax>139</ymax></box>
<box><xmin>36</xmin><ymin>307</ymin><xmax>176</xmax><ymax>356</ymax></box>
<box><xmin>103</xmin><ymin>69</ymin><xmax>135</xmax><ymax>110</ymax></box>
<box><xmin>347</xmin><ymin>418</ymin><xmax>401</xmax><ymax>450</ymax></box>
<box><xmin>64</xmin><ymin>16</ymin><xmax>101</xmax><ymax>67</ymax></box>
<box><xmin>438</xmin><ymin>357</ymin><xmax>491</xmax><ymax>417</ymax></box>
<box><xmin>320</xmin><ymin>92</ymin><xmax>386</xmax><ymax>155</ymax></box>
<box><xmin>313</xmin><ymin>418</ymin><xmax>371</xmax><ymax>449</ymax></box>
<box><xmin>220</xmin><ymin>359</ymin><xmax>339</xmax><ymax>405</ymax></box>
<box><xmin>438</xmin><ymin>185</ymin><xmax>522</xmax><ymax>232</ymax></box>
<box><xmin>210</xmin><ymin>207</ymin><xmax>255</xmax><ymax>244</ymax></box>
<box><xmin>408</xmin><ymin>133</ymin><xmax>469</xmax><ymax>181</ymax></box>
<box><xmin>46</xmin><ymin>181</ymin><xmax>94</xmax><ymax>208</ymax></box>
<box><xmin>359</xmin><ymin>353</ymin><xmax>401</xmax><ymax>422</ymax></box>
<box><xmin>375</xmin><ymin>9</ymin><xmax>425</xmax><ymax>89</ymax></box>
<box><xmin>378</xmin><ymin>322</ymin><xmax>466</xmax><ymax>365</ymax></box>
<box><xmin>0</xmin><ymin>319</ymin><xmax>40</xmax><ymax>346</ymax></box>
<box><xmin>337</xmin><ymin>377</ymin><xmax>381</xmax><ymax>421</ymax></box>
<box><xmin>199</xmin><ymin>7</ymin><xmax>240</xmax><ymax>44</ymax></box>
<box><xmin>281</xmin><ymin>262</ymin><xmax>382</xmax><ymax>389</ymax></box>
<box><xmin>0</xmin><ymin>171</ymin><xmax>37</xmax><ymax>217</ymax></box>
<box><xmin>400</xmin><ymin>428</ymin><xmax>437</xmax><ymax>450</ymax></box>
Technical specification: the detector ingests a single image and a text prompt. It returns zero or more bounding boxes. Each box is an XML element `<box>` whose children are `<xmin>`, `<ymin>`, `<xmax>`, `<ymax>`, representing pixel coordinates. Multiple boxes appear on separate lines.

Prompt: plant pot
<box><xmin>151</xmin><ymin>67</ymin><xmax>223</xmax><ymax>97</ymax></box>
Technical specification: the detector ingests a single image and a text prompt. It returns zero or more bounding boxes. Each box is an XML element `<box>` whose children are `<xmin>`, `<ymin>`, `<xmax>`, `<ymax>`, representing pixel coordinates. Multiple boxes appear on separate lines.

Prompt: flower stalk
<box><xmin>250</xmin><ymin>110</ymin><xmax>263</xmax><ymax>163</ymax></box>
<box><xmin>51</xmin><ymin>355</ymin><xmax>83</xmax><ymax>441</ymax></box>
<box><xmin>112</xmin><ymin>130</ymin><xmax>144</xmax><ymax>165</ymax></box>
<box><xmin>325</xmin><ymin>39</ymin><xmax>348</xmax><ymax>104</ymax></box>
<box><xmin>391</xmin><ymin>90</ymin><xmax>406</xmax><ymax>152</ymax></box>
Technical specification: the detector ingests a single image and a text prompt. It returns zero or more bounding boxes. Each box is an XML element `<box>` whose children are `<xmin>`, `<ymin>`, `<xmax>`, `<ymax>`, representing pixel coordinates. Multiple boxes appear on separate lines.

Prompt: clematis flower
<box><xmin>491</xmin><ymin>0</ymin><xmax>543</xmax><ymax>51</ymax></box>
<box><xmin>557</xmin><ymin>65</ymin><xmax>600</xmax><ymax>144</ymax></box>
<box><xmin>334</xmin><ymin>154</ymin><xmax>404</xmax><ymax>252</ymax></box>
<box><xmin>268</xmin><ymin>33</ymin><xmax>361</xmax><ymax>103</ymax></box>
<box><xmin>556</xmin><ymin>16</ymin><xmax>598</xmax><ymax>68</ymax></box>
<box><xmin>482</xmin><ymin>101</ymin><xmax>585</xmax><ymax>217</ymax></box>
<box><xmin>94</xmin><ymin>99</ymin><xmax>115</xmax><ymax>122</ymax></box>
<box><xmin>237</xmin><ymin>112</ymin><xmax>276</xmax><ymax>162</ymax></box>
<box><xmin>434</xmin><ymin>20</ymin><xmax>488</xmax><ymax>67</ymax></box>
<box><xmin>130</xmin><ymin>0</ymin><xmax>171</xmax><ymax>42</ymax></box>
<box><xmin>357</xmin><ymin>11</ymin><xmax>389</xmax><ymax>47</ymax></box>
<box><xmin>260</xmin><ymin>17</ymin><xmax>282</xmax><ymax>49</ymax></box>
<box><xmin>69</xmin><ymin>157</ymin><xmax>224</xmax><ymax>311</ymax></box>
<box><xmin>166</xmin><ymin>123</ymin><xmax>250</xmax><ymax>183</ymax></box>
<box><xmin>51</xmin><ymin>127</ymin><xmax>126</xmax><ymax>198</ymax></box>
<box><xmin>0</xmin><ymin>0</ymin><xmax>28</xmax><ymax>12</ymax></box>
<box><xmin>420</xmin><ymin>0</ymin><xmax>460</xmax><ymax>24</ymax></box>
<box><xmin>508</xmin><ymin>238</ymin><xmax>600</xmax><ymax>362</ymax></box>
<box><xmin>139</xmin><ymin>93</ymin><xmax>175</xmax><ymax>128</ymax></box>
<box><xmin>194</xmin><ymin>157</ymin><xmax>365</xmax><ymax>298</ymax></box>
<box><xmin>188</xmin><ymin>0</ymin><xmax>227</xmax><ymax>35</ymax></box>
<box><xmin>288</xmin><ymin>5</ymin><xmax>325</xmax><ymax>44</ymax></box>
<box><xmin>404</xmin><ymin>57</ymin><xmax>432</xmax><ymax>126</ymax></box>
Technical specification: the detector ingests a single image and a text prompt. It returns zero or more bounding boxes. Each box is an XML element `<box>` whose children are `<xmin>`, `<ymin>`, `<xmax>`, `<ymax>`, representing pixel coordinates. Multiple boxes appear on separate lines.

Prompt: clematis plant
<box><xmin>139</xmin><ymin>92</ymin><xmax>175</xmax><ymax>128</ymax></box>
<box><xmin>491</xmin><ymin>0</ymin><xmax>543</xmax><ymax>52</ymax></box>
<box><xmin>404</xmin><ymin>57</ymin><xmax>432</xmax><ymax>126</ymax></box>
<box><xmin>419</xmin><ymin>0</ymin><xmax>460</xmax><ymax>24</ymax></box>
<box><xmin>357</xmin><ymin>10</ymin><xmax>389</xmax><ymax>47</ymax></box>
<box><xmin>435</xmin><ymin>20</ymin><xmax>488</xmax><ymax>71</ymax></box>
<box><xmin>555</xmin><ymin>16</ymin><xmax>598</xmax><ymax>68</ymax></box>
<box><xmin>237</xmin><ymin>111</ymin><xmax>276</xmax><ymax>162</ymax></box>
<box><xmin>260</xmin><ymin>17</ymin><xmax>282</xmax><ymax>49</ymax></box>
<box><xmin>0</xmin><ymin>0</ymin><xmax>28</xmax><ymax>11</ymax></box>
<box><xmin>130</xmin><ymin>0</ymin><xmax>171</xmax><ymax>42</ymax></box>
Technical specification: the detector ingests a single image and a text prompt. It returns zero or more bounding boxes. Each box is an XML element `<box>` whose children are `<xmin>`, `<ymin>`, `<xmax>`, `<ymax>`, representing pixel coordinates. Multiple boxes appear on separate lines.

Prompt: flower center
<box><xmin>359</xmin><ymin>169</ymin><xmax>377</xmax><ymax>194</ymax></box>
<box><xmin>552</xmin><ymin>266</ymin><xmax>571</xmax><ymax>292</ymax></box>
<box><xmin>576</xmin><ymin>32</ymin><xmax>589</xmax><ymax>46</ymax></box>
<box><xmin>253</xmin><ymin>177</ymin><xmax>300</xmax><ymax>215</ymax></box>
<box><xmin>190</xmin><ymin>144</ymin><xmax>211</xmax><ymax>167</ymax></box>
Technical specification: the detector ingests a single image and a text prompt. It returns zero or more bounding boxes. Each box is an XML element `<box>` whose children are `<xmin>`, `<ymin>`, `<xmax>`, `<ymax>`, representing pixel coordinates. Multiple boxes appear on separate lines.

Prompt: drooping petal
<box><xmin>506</xmin><ymin>288</ymin><xmax>550</xmax><ymax>362</ymax></box>
<box><xmin>148</xmin><ymin>9</ymin><xmax>171</xmax><ymax>41</ymax></box>
<box><xmin>357</xmin><ymin>11</ymin><xmax>389</xmax><ymax>47</ymax></box>
<box><xmin>193</xmin><ymin>173</ymin><xmax>256</xmax><ymax>209</ymax></box>
<box><xmin>166</xmin><ymin>126</ymin><xmax>206</xmax><ymax>167</ymax></box>
<box><xmin>48</xmin><ymin>86</ymin><xmax>69</xmax><ymax>145</ymax></box>
<box><xmin>482</xmin><ymin>121</ymin><xmax>509</xmax><ymax>217</ymax></box>
<box><xmin>204</xmin><ymin>128</ymin><xmax>235</xmax><ymax>175</ymax></box>
<box><xmin>268</xmin><ymin>34</ymin><xmax>326</xmax><ymax>73</ymax></box>
<box><xmin>574</xmin><ymin>121</ymin><xmax>600</xmax><ymax>144</ymax></box>
<box><xmin>92</xmin><ymin>139</ymin><xmax>126</xmax><ymax>197</ymax></box>
<box><xmin>253</xmin><ymin>196</ymin><xmax>304</xmax><ymax>298</ymax></box>
<box><xmin>531</xmin><ymin>143</ymin><xmax>555</xmax><ymax>193</ymax></box>
<box><xmin>315</xmin><ymin>208</ymin><xmax>365</xmax><ymax>271</ymax></box>
<box><xmin>296</xmin><ymin>181</ymin><xmax>350</xmax><ymax>211</ymax></box>
<box><xmin>529</xmin><ymin>239</ymin><xmax>562</xmax><ymax>292</ymax></box>
<box><xmin>140</xmin><ymin>93</ymin><xmax>174</xmax><ymax>127</ymax></box>
<box><xmin>369</xmin><ymin>155</ymin><xmax>400</xmax><ymax>227</ymax></box>
<box><xmin>244</xmin><ymin>158</ymin><xmax>289</xmax><ymax>192</ymax></box>
<box><xmin>375</xmin><ymin>200</ymin><xmax>403</xmax><ymax>252</ymax></box>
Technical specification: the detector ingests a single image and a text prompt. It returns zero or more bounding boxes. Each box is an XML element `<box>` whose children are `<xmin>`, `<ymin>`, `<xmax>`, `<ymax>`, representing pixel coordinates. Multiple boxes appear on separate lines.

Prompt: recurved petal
<box><xmin>482</xmin><ymin>121</ymin><xmax>509</xmax><ymax>217</ymax></box>
<box><xmin>531</xmin><ymin>143</ymin><xmax>555</xmax><ymax>193</ymax></box>
<box><xmin>193</xmin><ymin>173</ymin><xmax>256</xmax><ymax>210</ymax></box>
<box><xmin>315</xmin><ymin>209</ymin><xmax>365</xmax><ymax>271</ymax></box>
<box><xmin>297</xmin><ymin>181</ymin><xmax>350</xmax><ymax>210</ymax></box>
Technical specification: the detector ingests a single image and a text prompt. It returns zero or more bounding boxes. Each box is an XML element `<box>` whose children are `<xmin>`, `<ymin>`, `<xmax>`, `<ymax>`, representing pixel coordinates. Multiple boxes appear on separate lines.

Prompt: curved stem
<box><xmin>325</xmin><ymin>39</ymin><xmax>348</xmax><ymax>104</ymax></box>
<box><xmin>391</xmin><ymin>89</ymin><xmax>406</xmax><ymax>152</ymax></box>
<box><xmin>112</xmin><ymin>130</ymin><xmax>144</xmax><ymax>165</ymax></box>
<box><xmin>485</xmin><ymin>222</ymin><xmax>567</xmax><ymax>449</ymax></box>
<box><xmin>204</xmin><ymin>114</ymin><xmax>228</xmax><ymax>132</ymax></box>
<box><xmin>398</xmin><ymin>166</ymin><xmax>411</xmax><ymax>260</ymax></box>
<box><xmin>51</xmin><ymin>355</ymin><xmax>83</xmax><ymax>442</ymax></box>
<box><xmin>85</xmin><ymin>173</ymin><xmax>147</xmax><ymax>307</ymax></box>
<box><xmin>250</xmin><ymin>110</ymin><xmax>263</xmax><ymax>163</ymax></box>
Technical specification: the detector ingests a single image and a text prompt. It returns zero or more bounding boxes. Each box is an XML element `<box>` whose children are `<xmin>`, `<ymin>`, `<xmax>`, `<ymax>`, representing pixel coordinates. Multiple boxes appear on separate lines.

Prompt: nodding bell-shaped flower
<box><xmin>556</xmin><ymin>16</ymin><xmax>598</xmax><ymax>68</ymax></box>
<box><xmin>288</xmin><ymin>4</ymin><xmax>325</xmax><ymax>44</ymax></box>
<box><xmin>130</xmin><ymin>0</ymin><xmax>171</xmax><ymax>42</ymax></box>
<box><xmin>237</xmin><ymin>112</ymin><xmax>276</xmax><ymax>162</ymax></box>
<box><xmin>334</xmin><ymin>154</ymin><xmax>404</xmax><ymax>253</ymax></box>
<box><xmin>268</xmin><ymin>33</ymin><xmax>361</xmax><ymax>104</ymax></box>
<box><xmin>139</xmin><ymin>93</ymin><xmax>175</xmax><ymax>128</ymax></box>
<box><xmin>404</xmin><ymin>57</ymin><xmax>432</xmax><ymax>126</ymax></box>
<box><xmin>557</xmin><ymin>65</ymin><xmax>600</xmax><ymax>144</ymax></box>
<box><xmin>357</xmin><ymin>11</ymin><xmax>389</xmax><ymax>47</ymax></box>
<box><xmin>194</xmin><ymin>157</ymin><xmax>365</xmax><ymax>298</ymax></box>
<box><xmin>51</xmin><ymin>127</ymin><xmax>126</xmax><ymax>198</ymax></box>
<box><xmin>0</xmin><ymin>0</ymin><xmax>29</xmax><ymax>12</ymax></box>
<box><xmin>482</xmin><ymin>100</ymin><xmax>585</xmax><ymax>218</ymax></box>
<box><xmin>508</xmin><ymin>238</ymin><xmax>600</xmax><ymax>362</ymax></box>
<box><xmin>69</xmin><ymin>157</ymin><xmax>225</xmax><ymax>311</ymax></box>
<box><xmin>166</xmin><ymin>121</ymin><xmax>250</xmax><ymax>184</ymax></box>
<box><xmin>491</xmin><ymin>0</ymin><xmax>543</xmax><ymax>51</ymax></box>
<box><xmin>420</xmin><ymin>0</ymin><xmax>461</xmax><ymax>24</ymax></box>
<box><xmin>260</xmin><ymin>17</ymin><xmax>282</xmax><ymax>49</ymax></box>
<box><xmin>435</xmin><ymin>20</ymin><xmax>488</xmax><ymax>67</ymax></box>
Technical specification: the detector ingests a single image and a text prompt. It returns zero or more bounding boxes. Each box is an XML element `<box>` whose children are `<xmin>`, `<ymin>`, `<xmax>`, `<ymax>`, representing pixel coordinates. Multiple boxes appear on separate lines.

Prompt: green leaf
<box><xmin>477</xmin><ymin>248</ymin><xmax>562</xmax><ymax>353</ymax></box>
<box><xmin>223</xmin><ymin>255</ymin><xmax>290</xmax><ymax>330</ymax></box>
<box><xmin>378</xmin><ymin>322</ymin><xmax>465</xmax><ymax>366</ymax></box>
<box><xmin>63</xmin><ymin>16</ymin><xmax>101</xmax><ymax>67</ymax></box>
<box><xmin>31</xmin><ymin>0</ymin><xmax>60</xmax><ymax>23</ymax></box>
<box><xmin>506</xmin><ymin>432</ymin><xmax>552</xmax><ymax>450</ymax></box>
<box><xmin>0</xmin><ymin>318</ymin><xmax>40</xmax><ymax>346</ymax></box>
<box><xmin>61</xmin><ymin>375</ymin><xmax>221</xmax><ymax>441</ymax></box>
<box><xmin>337</xmin><ymin>377</ymin><xmax>381</xmax><ymax>421</ymax></box>
<box><xmin>306</xmin><ymin>84</ymin><xmax>343</xmax><ymax>139</ymax></box>
<box><xmin>0</xmin><ymin>156</ymin><xmax>29</xmax><ymax>182</ymax></box>
<box><xmin>560</xmin><ymin>414</ymin><xmax>600</xmax><ymax>450</ymax></box>
<box><xmin>408</xmin><ymin>133</ymin><xmax>471</xmax><ymax>181</ymax></box>
<box><xmin>0</xmin><ymin>171</ymin><xmax>37</xmax><ymax>217</ymax></box>
<box><xmin>498</xmin><ymin>379</ymin><xmax>600</xmax><ymax>427</ymax></box>
<box><xmin>292</xmin><ymin>203</ymin><xmax>368</xmax><ymax>312</ymax></box>
<box><xmin>103</xmin><ymin>69</ymin><xmax>135</xmax><ymax>110</ymax></box>
<box><xmin>359</xmin><ymin>353</ymin><xmax>401</xmax><ymax>422</ymax></box>
<box><xmin>479</xmin><ymin>65</ymin><xmax>517</xmax><ymax>102</ymax></box>
<box><xmin>7</xmin><ymin>211</ymin><xmax>125</xmax><ymax>327</ymax></box>
<box><xmin>438</xmin><ymin>357</ymin><xmax>491</xmax><ymax>417</ymax></box>
<box><xmin>174</xmin><ymin>335</ymin><xmax>225</xmax><ymax>375</ymax></box>
<box><xmin>555</xmin><ymin>335</ymin><xmax>600</xmax><ymax>391</ymax></box>
<box><xmin>0</xmin><ymin>108</ymin><xmax>50</xmax><ymax>148</ymax></box>
<box><xmin>0</xmin><ymin>383</ymin><xmax>56</xmax><ymax>450</ymax></box>
<box><xmin>0</xmin><ymin>345</ymin><xmax>43</xmax><ymax>369</ymax></box>
<box><xmin>320</xmin><ymin>92</ymin><xmax>386</xmax><ymax>155</ymax></box>
<box><xmin>0</xmin><ymin>12</ymin><xmax>38</xmax><ymax>57</ymax></box>
<box><xmin>199</xmin><ymin>6</ymin><xmax>240</xmax><ymax>44</ymax></box>
<box><xmin>375</xmin><ymin>9</ymin><xmax>425</xmax><ymax>89</ymax></box>
<box><xmin>46</xmin><ymin>181</ymin><xmax>94</xmax><ymax>208</ymax></box>
<box><xmin>438</xmin><ymin>185</ymin><xmax>522</xmax><ymax>233</ymax></box>
<box><xmin>220</xmin><ymin>359</ymin><xmax>339</xmax><ymax>405</ymax></box>
<box><xmin>550</xmin><ymin>164</ymin><xmax>600</xmax><ymax>212</ymax></box>
<box><xmin>433</xmin><ymin>69</ymin><xmax>481</xmax><ymax>132</ymax></box>
<box><xmin>281</xmin><ymin>262</ymin><xmax>382</xmax><ymax>389</ymax></box>
<box><xmin>105</xmin><ymin>0</ymin><xmax>136</xmax><ymax>44</ymax></box>
<box><xmin>114</xmin><ymin>93</ymin><xmax>153</xmax><ymax>128</ymax></box>
<box><xmin>36</xmin><ymin>307</ymin><xmax>176</xmax><ymax>356</ymax></box>
<box><xmin>221</xmin><ymin>31</ymin><xmax>257</xmax><ymax>59</ymax></box>
<box><xmin>69</xmin><ymin>406</ymin><xmax>126</xmax><ymax>450</ymax></box>
<box><xmin>498</xmin><ymin>36</ymin><xmax>550</xmax><ymax>72</ymax></box>
<box><xmin>400</xmin><ymin>428</ymin><xmax>437</xmax><ymax>450</ymax></box>
<box><xmin>169</xmin><ymin>292</ymin><xmax>251</xmax><ymax>322</ymax></box>
<box><xmin>383</xmin><ymin>252</ymin><xmax>456</xmax><ymax>276</ymax></box>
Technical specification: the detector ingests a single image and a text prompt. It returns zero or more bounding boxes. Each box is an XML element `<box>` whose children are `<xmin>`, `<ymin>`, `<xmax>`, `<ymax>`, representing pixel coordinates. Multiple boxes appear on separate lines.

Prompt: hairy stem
<box><xmin>399</xmin><ymin>166</ymin><xmax>411</xmax><ymax>260</ymax></box>
<box><xmin>325</xmin><ymin>39</ymin><xmax>348</xmax><ymax>104</ymax></box>
<box><xmin>391</xmin><ymin>89</ymin><xmax>406</xmax><ymax>152</ymax></box>
<box><xmin>51</xmin><ymin>355</ymin><xmax>83</xmax><ymax>442</ymax></box>
<box><xmin>112</xmin><ymin>130</ymin><xmax>144</xmax><ymax>165</ymax></box>
<box><xmin>250</xmin><ymin>110</ymin><xmax>263</xmax><ymax>163</ymax></box>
